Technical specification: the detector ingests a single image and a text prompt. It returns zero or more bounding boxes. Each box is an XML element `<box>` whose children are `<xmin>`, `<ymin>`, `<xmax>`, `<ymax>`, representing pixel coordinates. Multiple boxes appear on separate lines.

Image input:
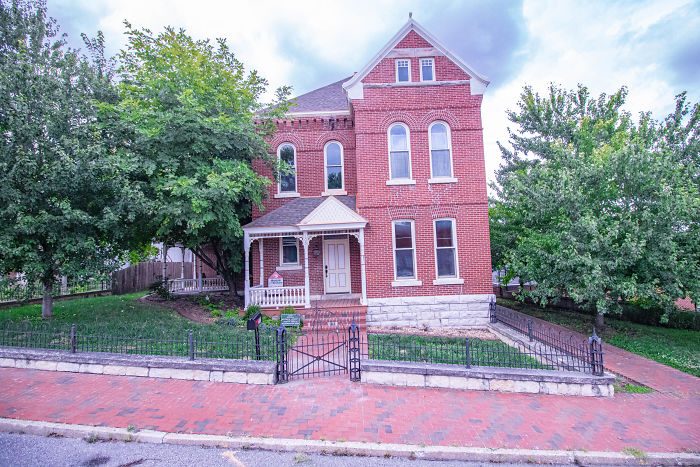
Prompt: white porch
<box><xmin>243</xmin><ymin>196</ymin><xmax>368</xmax><ymax>309</ymax></box>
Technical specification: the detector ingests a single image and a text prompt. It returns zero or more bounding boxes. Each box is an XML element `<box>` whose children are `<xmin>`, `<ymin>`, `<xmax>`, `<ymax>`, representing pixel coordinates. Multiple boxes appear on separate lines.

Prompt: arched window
<box><xmin>388</xmin><ymin>123</ymin><xmax>411</xmax><ymax>180</ymax></box>
<box><xmin>429</xmin><ymin>121</ymin><xmax>453</xmax><ymax>178</ymax></box>
<box><xmin>278</xmin><ymin>143</ymin><xmax>297</xmax><ymax>194</ymax></box>
<box><xmin>324</xmin><ymin>141</ymin><xmax>344</xmax><ymax>192</ymax></box>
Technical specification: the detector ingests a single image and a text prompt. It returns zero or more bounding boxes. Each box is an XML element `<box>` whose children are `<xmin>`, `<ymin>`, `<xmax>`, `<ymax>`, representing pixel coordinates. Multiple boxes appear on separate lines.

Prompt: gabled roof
<box><xmin>299</xmin><ymin>196</ymin><xmax>366</xmax><ymax>226</ymax></box>
<box><xmin>288</xmin><ymin>77</ymin><xmax>352</xmax><ymax>116</ymax></box>
<box><xmin>243</xmin><ymin>196</ymin><xmax>366</xmax><ymax>232</ymax></box>
<box><xmin>342</xmin><ymin>18</ymin><xmax>490</xmax><ymax>98</ymax></box>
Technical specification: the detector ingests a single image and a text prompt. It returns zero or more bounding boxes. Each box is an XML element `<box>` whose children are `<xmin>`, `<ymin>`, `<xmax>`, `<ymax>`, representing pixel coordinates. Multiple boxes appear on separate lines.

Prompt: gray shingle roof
<box><xmin>245</xmin><ymin>196</ymin><xmax>356</xmax><ymax>228</ymax></box>
<box><xmin>289</xmin><ymin>77</ymin><xmax>352</xmax><ymax>114</ymax></box>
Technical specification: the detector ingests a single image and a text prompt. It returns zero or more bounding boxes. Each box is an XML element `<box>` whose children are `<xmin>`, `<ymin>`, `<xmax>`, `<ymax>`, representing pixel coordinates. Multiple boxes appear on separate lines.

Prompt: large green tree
<box><xmin>0</xmin><ymin>1</ymin><xmax>147</xmax><ymax>317</ymax></box>
<box><xmin>103</xmin><ymin>23</ymin><xmax>290</xmax><ymax>294</ymax></box>
<box><xmin>491</xmin><ymin>84</ymin><xmax>700</xmax><ymax>326</ymax></box>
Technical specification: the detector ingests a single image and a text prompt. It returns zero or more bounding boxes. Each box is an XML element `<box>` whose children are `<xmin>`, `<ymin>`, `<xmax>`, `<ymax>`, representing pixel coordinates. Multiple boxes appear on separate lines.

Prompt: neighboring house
<box><xmin>242</xmin><ymin>17</ymin><xmax>494</xmax><ymax>328</ymax></box>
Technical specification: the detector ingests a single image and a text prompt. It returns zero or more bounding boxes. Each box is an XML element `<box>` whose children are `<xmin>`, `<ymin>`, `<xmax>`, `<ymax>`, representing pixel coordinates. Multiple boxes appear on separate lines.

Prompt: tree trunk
<box><xmin>595</xmin><ymin>312</ymin><xmax>604</xmax><ymax>329</ymax></box>
<box><xmin>42</xmin><ymin>281</ymin><xmax>54</xmax><ymax>319</ymax></box>
<box><xmin>223</xmin><ymin>271</ymin><xmax>237</xmax><ymax>296</ymax></box>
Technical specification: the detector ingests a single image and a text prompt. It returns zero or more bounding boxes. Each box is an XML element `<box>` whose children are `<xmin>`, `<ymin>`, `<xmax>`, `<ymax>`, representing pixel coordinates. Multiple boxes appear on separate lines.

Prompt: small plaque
<box><xmin>268</xmin><ymin>271</ymin><xmax>283</xmax><ymax>288</ymax></box>
<box><xmin>280</xmin><ymin>313</ymin><xmax>301</xmax><ymax>328</ymax></box>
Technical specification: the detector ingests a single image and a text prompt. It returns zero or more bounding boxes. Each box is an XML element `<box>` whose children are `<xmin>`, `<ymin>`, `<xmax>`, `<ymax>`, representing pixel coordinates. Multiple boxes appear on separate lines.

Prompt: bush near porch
<box><xmin>498</xmin><ymin>298</ymin><xmax>700</xmax><ymax>378</ymax></box>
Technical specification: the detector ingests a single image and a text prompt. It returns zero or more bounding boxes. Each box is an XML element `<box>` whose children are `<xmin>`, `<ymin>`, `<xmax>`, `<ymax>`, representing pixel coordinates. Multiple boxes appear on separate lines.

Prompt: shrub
<box><xmin>281</xmin><ymin>306</ymin><xmax>296</xmax><ymax>315</ymax></box>
<box><xmin>243</xmin><ymin>305</ymin><xmax>261</xmax><ymax>321</ymax></box>
<box><xmin>148</xmin><ymin>277</ymin><xmax>172</xmax><ymax>300</ymax></box>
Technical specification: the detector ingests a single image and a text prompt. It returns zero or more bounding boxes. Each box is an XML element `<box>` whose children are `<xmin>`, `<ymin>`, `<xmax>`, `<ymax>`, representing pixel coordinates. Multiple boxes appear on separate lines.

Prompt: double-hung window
<box><xmin>396</xmin><ymin>59</ymin><xmax>410</xmax><ymax>82</ymax></box>
<box><xmin>280</xmin><ymin>237</ymin><xmax>299</xmax><ymax>266</ymax></box>
<box><xmin>429</xmin><ymin>122</ymin><xmax>453</xmax><ymax>179</ymax></box>
<box><xmin>434</xmin><ymin>219</ymin><xmax>457</xmax><ymax>278</ymax></box>
<box><xmin>324</xmin><ymin>141</ymin><xmax>344</xmax><ymax>193</ymax></box>
<box><xmin>388</xmin><ymin>123</ymin><xmax>411</xmax><ymax>180</ymax></box>
<box><xmin>393</xmin><ymin>220</ymin><xmax>416</xmax><ymax>279</ymax></box>
<box><xmin>278</xmin><ymin>143</ymin><xmax>297</xmax><ymax>194</ymax></box>
<box><xmin>420</xmin><ymin>58</ymin><xmax>435</xmax><ymax>81</ymax></box>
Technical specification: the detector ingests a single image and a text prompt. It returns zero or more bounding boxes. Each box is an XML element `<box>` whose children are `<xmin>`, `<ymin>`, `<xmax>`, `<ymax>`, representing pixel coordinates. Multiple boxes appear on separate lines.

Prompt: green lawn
<box><xmin>0</xmin><ymin>293</ymin><xmax>278</xmax><ymax>360</ymax></box>
<box><xmin>498</xmin><ymin>298</ymin><xmax>700</xmax><ymax>377</ymax></box>
<box><xmin>368</xmin><ymin>333</ymin><xmax>550</xmax><ymax>370</ymax></box>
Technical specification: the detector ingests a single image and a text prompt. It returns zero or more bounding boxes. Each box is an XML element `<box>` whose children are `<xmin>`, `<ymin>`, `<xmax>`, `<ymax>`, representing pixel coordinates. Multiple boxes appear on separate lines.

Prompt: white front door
<box><xmin>323</xmin><ymin>237</ymin><xmax>351</xmax><ymax>293</ymax></box>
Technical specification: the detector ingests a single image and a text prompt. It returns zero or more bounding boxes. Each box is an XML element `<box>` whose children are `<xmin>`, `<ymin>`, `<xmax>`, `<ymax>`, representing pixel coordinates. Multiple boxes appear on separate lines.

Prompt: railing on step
<box><xmin>168</xmin><ymin>277</ymin><xmax>228</xmax><ymax>293</ymax></box>
<box><xmin>249</xmin><ymin>286</ymin><xmax>306</xmax><ymax>307</ymax></box>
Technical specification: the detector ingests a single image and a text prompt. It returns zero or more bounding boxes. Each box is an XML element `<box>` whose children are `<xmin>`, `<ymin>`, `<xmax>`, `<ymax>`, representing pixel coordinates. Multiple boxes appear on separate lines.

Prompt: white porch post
<box><xmin>359</xmin><ymin>228</ymin><xmax>367</xmax><ymax>306</ymax></box>
<box><xmin>244</xmin><ymin>232</ymin><xmax>251</xmax><ymax>308</ymax></box>
<box><xmin>192</xmin><ymin>252</ymin><xmax>197</xmax><ymax>282</ymax></box>
<box><xmin>162</xmin><ymin>244</ymin><xmax>167</xmax><ymax>285</ymax></box>
<box><xmin>302</xmin><ymin>232</ymin><xmax>311</xmax><ymax>308</ymax></box>
<box><xmin>180</xmin><ymin>247</ymin><xmax>185</xmax><ymax>279</ymax></box>
<box><xmin>258</xmin><ymin>239</ymin><xmax>264</xmax><ymax>287</ymax></box>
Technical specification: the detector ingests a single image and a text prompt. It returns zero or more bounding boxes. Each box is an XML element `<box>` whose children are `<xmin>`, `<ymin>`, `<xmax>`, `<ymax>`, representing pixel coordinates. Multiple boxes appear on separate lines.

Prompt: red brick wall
<box><xmin>353</xmin><ymin>33</ymin><xmax>492</xmax><ymax>298</ymax></box>
<box><xmin>250</xmin><ymin>27</ymin><xmax>492</xmax><ymax>301</ymax></box>
<box><xmin>252</xmin><ymin>118</ymin><xmax>356</xmax><ymax>219</ymax></box>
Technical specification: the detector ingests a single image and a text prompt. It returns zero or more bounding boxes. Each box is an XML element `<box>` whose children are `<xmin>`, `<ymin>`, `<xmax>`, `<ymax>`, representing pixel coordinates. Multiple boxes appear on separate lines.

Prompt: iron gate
<box><xmin>276</xmin><ymin>306</ymin><xmax>362</xmax><ymax>383</ymax></box>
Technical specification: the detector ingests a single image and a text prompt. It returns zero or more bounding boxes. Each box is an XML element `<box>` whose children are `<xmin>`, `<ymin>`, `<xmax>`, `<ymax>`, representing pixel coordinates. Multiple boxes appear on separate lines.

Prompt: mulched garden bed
<box><xmin>142</xmin><ymin>293</ymin><xmax>244</xmax><ymax>324</ymax></box>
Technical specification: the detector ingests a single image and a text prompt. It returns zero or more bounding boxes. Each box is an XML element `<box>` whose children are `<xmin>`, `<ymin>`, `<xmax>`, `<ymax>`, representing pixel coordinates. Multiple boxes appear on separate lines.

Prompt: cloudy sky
<box><xmin>49</xmin><ymin>0</ymin><xmax>700</xmax><ymax>184</ymax></box>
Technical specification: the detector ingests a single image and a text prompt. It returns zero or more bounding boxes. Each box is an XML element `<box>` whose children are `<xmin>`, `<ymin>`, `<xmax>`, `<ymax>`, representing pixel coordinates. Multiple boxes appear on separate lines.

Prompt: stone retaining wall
<box><xmin>366</xmin><ymin>294</ymin><xmax>494</xmax><ymax>328</ymax></box>
<box><xmin>361</xmin><ymin>360</ymin><xmax>615</xmax><ymax>397</ymax></box>
<box><xmin>0</xmin><ymin>347</ymin><xmax>277</xmax><ymax>385</ymax></box>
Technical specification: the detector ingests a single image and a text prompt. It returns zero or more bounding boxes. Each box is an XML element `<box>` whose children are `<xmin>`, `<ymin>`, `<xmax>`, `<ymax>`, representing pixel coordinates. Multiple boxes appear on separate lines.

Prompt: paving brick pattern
<box><xmin>1</xmin><ymin>366</ymin><xmax>698</xmax><ymax>453</ymax></box>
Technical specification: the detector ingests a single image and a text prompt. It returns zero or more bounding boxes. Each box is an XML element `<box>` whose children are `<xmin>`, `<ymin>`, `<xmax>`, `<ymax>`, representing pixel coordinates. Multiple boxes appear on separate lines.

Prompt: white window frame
<box><xmin>322</xmin><ymin>140</ymin><xmax>346</xmax><ymax>195</ymax></box>
<box><xmin>276</xmin><ymin>143</ymin><xmax>299</xmax><ymax>198</ymax></box>
<box><xmin>432</xmin><ymin>218</ymin><xmax>464</xmax><ymax>285</ymax></box>
<box><xmin>428</xmin><ymin>121</ymin><xmax>457</xmax><ymax>183</ymax></box>
<box><xmin>391</xmin><ymin>220</ymin><xmax>421</xmax><ymax>286</ymax></box>
<box><xmin>278</xmin><ymin>236</ymin><xmax>301</xmax><ymax>270</ymax></box>
<box><xmin>386</xmin><ymin>122</ymin><xmax>415</xmax><ymax>185</ymax></box>
<box><xmin>395</xmin><ymin>58</ymin><xmax>411</xmax><ymax>83</ymax></box>
<box><xmin>420</xmin><ymin>58</ymin><xmax>435</xmax><ymax>82</ymax></box>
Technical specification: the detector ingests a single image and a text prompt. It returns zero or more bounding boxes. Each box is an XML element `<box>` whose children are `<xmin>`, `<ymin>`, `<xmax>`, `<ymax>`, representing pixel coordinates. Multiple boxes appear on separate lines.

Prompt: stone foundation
<box><xmin>0</xmin><ymin>347</ymin><xmax>277</xmax><ymax>385</ymax></box>
<box><xmin>366</xmin><ymin>294</ymin><xmax>494</xmax><ymax>328</ymax></box>
<box><xmin>361</xmin><ymin>360</ymin><xmax>615</xmax><ymax>397</ymax></box>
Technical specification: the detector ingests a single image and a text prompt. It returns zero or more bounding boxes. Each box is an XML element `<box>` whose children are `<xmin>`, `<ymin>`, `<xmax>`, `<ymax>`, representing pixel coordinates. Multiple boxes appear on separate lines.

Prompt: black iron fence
<box><xmin>489</xmin><ymin>302</ymin><xmax>604</xmax><ymax>375</ymax></box>
<box><xmin>0</xmin><ymin>303</ymin><xmax>605</xmax><ymax>380</ymax></box>
<box><xmin>0</xmin><ymin>320</ymin><xmax>279</xmax><ymax>361</ymax></box>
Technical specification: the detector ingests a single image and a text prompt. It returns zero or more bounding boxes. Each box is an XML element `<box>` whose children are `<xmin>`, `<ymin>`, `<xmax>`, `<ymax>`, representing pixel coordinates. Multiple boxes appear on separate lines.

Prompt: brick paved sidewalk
<box><xmin>1</xmin><ymin>367</ymin><xmax>698</xmax><ymax>453</ymax></box>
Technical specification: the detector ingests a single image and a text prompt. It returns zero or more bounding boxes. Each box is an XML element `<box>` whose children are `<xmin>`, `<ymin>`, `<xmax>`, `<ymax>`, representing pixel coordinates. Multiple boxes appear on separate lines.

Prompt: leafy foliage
<box><xmin>0</xmin><ymin>1</ymin><xmax>147</xmax><ymax>317</ymax></box>
<box><xmin>491</xmin><ymin>84</ymin><xmax>700</xmax><ymax>320</ymax></box>
<box><xmin>102</xmin><ymin>23</ymin><xmax>291</xmax><ymax>294</ymax></box>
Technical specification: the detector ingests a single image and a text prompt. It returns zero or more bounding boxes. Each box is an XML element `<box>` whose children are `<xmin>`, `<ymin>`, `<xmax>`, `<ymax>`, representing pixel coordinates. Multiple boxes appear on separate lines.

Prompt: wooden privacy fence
<box><xmin>112</xmin><ymin>262</ymin><xmax>194</xmax><ymax>295</ymax></box>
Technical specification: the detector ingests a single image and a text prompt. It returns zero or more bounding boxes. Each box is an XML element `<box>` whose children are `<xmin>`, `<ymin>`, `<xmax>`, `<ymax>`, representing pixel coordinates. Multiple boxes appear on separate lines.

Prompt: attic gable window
<box><xmin>420</xmin><ymin>58</ymin><xmax>435</xmax><ymax>81</ymax></box>
<box><xmin>396</xmin><ymin>59</ymin><xmax>410</xmax><ymax>82</ymax></box>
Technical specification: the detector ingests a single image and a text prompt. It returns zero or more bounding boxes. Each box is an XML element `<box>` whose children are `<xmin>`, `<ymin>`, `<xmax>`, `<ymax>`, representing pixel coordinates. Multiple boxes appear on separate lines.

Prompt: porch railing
<box><xmin>168</xmin><ymin>277</ymin><xmax>228</xmax><ymax>294</ymax></box>
<box><xmin>249</xmin><ymin>285</ymin><xmax>306</xmax><ymax>307</ymax></box>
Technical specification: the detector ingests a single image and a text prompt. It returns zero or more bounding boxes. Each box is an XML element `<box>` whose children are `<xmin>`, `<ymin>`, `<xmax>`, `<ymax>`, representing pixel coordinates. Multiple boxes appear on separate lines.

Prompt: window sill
<box><xmin>274</xmin><ymin>192</ymin><xmax>300</xmax><ymax>199</ymax></box>
<box><xmin>428</xmin><ymin>177</ymin><xmax>458</xmax><ymax>184</ymax></box>
<box><xmin>433</xmin><ymin>278</ymin><xmax>464</xmax><ymax>285</ymax></box>
<box><xmin>391</xmin><ymin>279</ymin><xmax>422</xmax><ymax>287</ymax></box>
<box><xmin>322</xmin><ymin>189</ymin><xmax>347</xmax><ymax>196</ymax></box>
<box><xmin>386</xmin><ymin>179</ymin><xmax>416</xmax><ymax>186</ymax></box>
<box><xmin>277</xmin><ymin>265</ymin><xmax>302</xmax><ymax>271</ymax></box>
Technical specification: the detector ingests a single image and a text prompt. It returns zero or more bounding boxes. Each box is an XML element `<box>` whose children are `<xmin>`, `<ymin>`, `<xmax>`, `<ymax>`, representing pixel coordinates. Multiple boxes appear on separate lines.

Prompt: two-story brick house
<box><xmin>242</xmin><ymin>17</ymin><xmax>494</xmax><ymax>328</ymax></box>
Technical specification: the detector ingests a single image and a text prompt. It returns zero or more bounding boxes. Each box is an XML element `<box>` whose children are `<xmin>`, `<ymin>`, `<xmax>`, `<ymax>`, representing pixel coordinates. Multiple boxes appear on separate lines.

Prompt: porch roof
<box><xmin>243</xmin><ymin>196</ymin><xmax>366</xmax><ymax>233</ymax></box>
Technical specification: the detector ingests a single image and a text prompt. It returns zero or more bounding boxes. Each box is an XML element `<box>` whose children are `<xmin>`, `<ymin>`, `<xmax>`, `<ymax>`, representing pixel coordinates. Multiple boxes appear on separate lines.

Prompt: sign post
<box><xmin>247</xmin><ymin>311</ymin><xmax>262</xmax><ymax>360</ymax></box>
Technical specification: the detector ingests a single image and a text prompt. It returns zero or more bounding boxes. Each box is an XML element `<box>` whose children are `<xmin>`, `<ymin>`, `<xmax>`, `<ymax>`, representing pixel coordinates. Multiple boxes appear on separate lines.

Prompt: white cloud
<box><xmin>49</xmin><ymin>0</ymin><xmax>699</xmax><ymax>189</ymax></box>
<box><xmin>482</xmin><ymin>0</ymin><xmax>699</xmax><ymax>189</ymax></box>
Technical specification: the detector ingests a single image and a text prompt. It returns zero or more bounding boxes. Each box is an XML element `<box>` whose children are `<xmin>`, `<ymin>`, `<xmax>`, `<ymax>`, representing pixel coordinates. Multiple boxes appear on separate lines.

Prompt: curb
<box><xmin>0</xmin><ymin>417</ymin><xmax>698</xmax><ymax>465</ymax></box>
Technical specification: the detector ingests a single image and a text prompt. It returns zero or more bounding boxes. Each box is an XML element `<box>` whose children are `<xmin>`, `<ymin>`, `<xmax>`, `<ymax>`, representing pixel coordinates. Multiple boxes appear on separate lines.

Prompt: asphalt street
<box><xmin>0</xmin><ymin>432</ymin><xmax>570</xmax><ymax>467</ymax></box>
